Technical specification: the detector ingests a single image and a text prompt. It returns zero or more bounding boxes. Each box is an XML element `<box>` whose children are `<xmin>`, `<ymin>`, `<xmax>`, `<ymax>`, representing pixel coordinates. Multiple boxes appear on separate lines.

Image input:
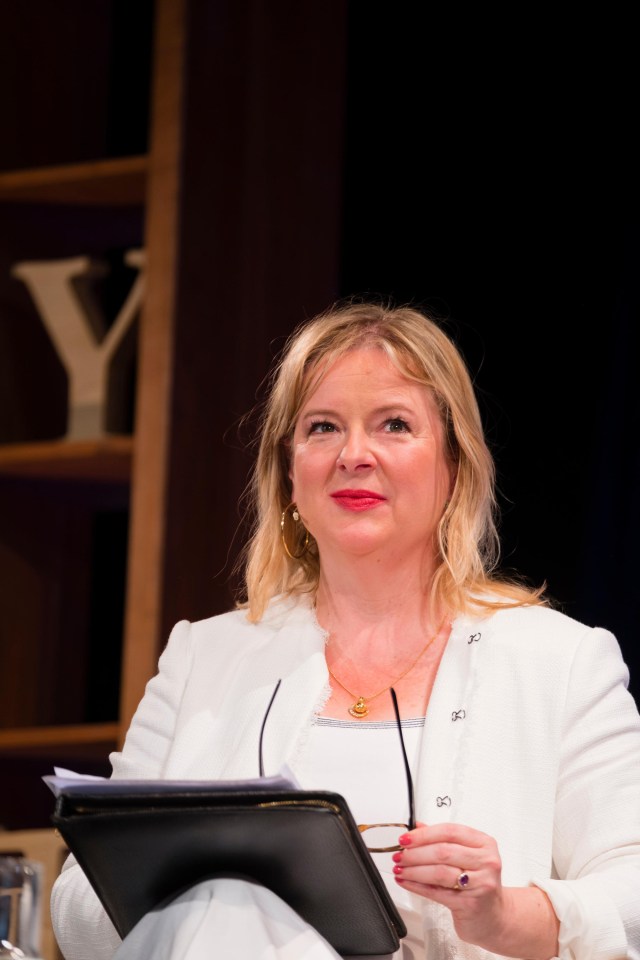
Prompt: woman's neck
<box><xmin>315</xmin><ymin>563</ymin><xmax>451</xmax><ymax>720</ymax></box>
<box><xmin>315</xmin><ymin>554</ymin><xmax>441</xmax><ymax>646</ymax></box>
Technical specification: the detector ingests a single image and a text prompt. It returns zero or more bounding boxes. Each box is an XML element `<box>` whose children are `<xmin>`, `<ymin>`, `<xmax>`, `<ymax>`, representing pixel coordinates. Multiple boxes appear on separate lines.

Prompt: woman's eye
<box><xmin>308</xmin><ymin>420</ymin><xmax>336</xmax><ymax>434</ymax></box>
<box><xmin>384</xmin><ymin>418</ymin><xmax>410</xmax><ymax>433</ymax></box>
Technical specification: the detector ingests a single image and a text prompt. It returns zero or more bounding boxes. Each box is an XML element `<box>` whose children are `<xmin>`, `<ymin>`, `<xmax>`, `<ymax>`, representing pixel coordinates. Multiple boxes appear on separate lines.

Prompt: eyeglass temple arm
<box><xmin>390</xmin><ymin>687</ymin><xmax>416</xmax><ymax>830</ymax></box>
<box><xmin>259</xmin><ymin>678</ymin><xmax>282</xmax><ymax>777</ymax></box>
<box><xmin>259</xmin><ymin>681</ymin><xmax>415</xmax><ymax>830</ymax></box>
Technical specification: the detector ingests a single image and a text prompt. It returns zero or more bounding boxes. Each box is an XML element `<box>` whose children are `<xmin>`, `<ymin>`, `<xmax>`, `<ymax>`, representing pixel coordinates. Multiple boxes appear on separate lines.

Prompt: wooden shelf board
<box><xmin>0</xmin><ymin>436</ymin><xmax>133</xmax><ymax>481</ymax></box>
<box><xmin>0</xmin><ymin>155</ymin><xmax>148</xmax><ymax>205</ymax></box>
<box><xmin>0</xmin><ymin>723</ymin><xmax>119</xmax><ymax>751</ymax></box>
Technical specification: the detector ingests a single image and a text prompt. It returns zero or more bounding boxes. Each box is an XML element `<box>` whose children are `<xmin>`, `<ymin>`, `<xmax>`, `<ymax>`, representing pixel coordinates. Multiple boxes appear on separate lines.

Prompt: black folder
<box><xmin>50</xmin><ymin>776</ymin><xmax>407</xmax><ymax>957</ymax></box>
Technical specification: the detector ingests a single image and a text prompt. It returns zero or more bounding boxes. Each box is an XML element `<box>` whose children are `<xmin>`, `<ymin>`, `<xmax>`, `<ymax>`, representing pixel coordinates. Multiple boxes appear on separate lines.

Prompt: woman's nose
<box><xmin>336</xmin><ymin>429</ymin><xmax>376</xmax><ymax>471</ymax></box>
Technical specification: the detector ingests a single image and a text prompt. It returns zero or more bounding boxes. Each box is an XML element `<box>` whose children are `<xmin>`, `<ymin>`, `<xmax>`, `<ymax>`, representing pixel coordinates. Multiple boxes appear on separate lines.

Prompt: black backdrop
<box><xmin>338</xmin><ymin>6</ymin><xmax>639</xmax><ymax>701</ymax></box>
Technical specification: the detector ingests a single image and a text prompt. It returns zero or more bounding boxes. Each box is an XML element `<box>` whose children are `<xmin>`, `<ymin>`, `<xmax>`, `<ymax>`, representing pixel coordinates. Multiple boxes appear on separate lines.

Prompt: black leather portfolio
<box><xmin>49</xmin><ymin>776</ymin><xmax>407</xmax><ymax>957</ymax></box>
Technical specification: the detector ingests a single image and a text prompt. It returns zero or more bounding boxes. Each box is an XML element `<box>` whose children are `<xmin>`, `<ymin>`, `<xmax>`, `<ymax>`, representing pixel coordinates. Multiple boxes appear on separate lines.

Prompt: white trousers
<box><xmin>112</xmin><ymin>877</ymin><xmax>388</xmax><ymax>960</ymax></box>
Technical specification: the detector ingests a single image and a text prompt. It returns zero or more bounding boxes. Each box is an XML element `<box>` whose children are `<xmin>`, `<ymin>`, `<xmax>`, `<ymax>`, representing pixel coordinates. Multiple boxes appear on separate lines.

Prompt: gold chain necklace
<box><xmin>327</xmin><ymin>616</ymin><xmax>447</xmax><ymax>718</ymax></box>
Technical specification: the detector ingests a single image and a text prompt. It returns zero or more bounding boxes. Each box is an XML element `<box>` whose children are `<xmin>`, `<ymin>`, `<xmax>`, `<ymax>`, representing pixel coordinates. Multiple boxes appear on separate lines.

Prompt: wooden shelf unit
<box><xmin>0</xmin><ymin>156</ymin><xmax>148</xmax><ymax>206</ymax></box>
<box><xmin>0</xmin><ymin>8</ymin><xmax>163</xmax><ymax>791</ymax></box>
<box><xmin>0</xmin><ymin>437</ymin><xmax>133</xmax><ymax>482</ymax></box>
<box><xmin>0</xmin><ymin>723</ymin><xmax>119</xmax><ymax>753</ymax></box>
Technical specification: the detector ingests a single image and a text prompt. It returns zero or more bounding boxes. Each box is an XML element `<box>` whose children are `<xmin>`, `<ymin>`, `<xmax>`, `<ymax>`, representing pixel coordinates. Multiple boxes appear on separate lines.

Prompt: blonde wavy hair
<box><xmin>238</xmin><ymin>299</ymin><xmax>546</xmax><ymax>622</ymax></box>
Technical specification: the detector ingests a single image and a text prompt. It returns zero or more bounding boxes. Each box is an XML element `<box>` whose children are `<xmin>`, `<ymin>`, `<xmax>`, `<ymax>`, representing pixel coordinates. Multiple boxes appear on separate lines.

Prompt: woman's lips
<box><xmin>330</xmin><ymin>490</ymin><xmax>387</xmax><ymax>511</ymax></box>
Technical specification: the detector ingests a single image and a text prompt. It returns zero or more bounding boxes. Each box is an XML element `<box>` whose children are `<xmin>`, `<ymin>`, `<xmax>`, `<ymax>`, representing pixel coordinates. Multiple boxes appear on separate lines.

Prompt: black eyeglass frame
<box><xmin>259</xmin><ymin>681</ymin><xmax>416</xmax><ymax>854</ymax></box>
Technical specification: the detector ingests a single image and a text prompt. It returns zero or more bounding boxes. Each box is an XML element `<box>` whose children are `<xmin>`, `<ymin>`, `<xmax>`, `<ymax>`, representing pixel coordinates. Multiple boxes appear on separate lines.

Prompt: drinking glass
<box><xmin>0</xmin><ymin>857</ymin><xmax>43</xmax><ymax>959</ymax></box>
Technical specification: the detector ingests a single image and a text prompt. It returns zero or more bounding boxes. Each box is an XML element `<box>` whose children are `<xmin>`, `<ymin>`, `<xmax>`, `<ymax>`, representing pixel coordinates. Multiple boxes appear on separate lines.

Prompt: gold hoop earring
<box><xmin>281</xmin><ymin>502</ymin><xmax>310</xmax><ymax>560</ymax></box>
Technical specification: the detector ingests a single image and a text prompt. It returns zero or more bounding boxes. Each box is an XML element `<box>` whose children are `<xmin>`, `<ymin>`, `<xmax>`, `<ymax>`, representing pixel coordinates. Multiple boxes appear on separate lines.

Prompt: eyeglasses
<box><xmin>259</xmin><ymin>682</ymin><xmax>415</xmax><ymax>854</ymax></box>
<box><xmin>355</xmin><ymin>688</ymin><xmax>415</xmax><ymax>852</ymax></box>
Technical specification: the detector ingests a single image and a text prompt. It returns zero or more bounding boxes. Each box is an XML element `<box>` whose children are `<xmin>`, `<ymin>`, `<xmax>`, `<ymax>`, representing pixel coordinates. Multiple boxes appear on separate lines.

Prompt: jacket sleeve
<box><xmin>533</xmin><ymin>627</ymin><xmax>640</xmax><ymax>960</ymax></box>
<box><xmin>50</xmin><ymin>619</ymin><xmax>194</xmax><ymax>960</ymax></box>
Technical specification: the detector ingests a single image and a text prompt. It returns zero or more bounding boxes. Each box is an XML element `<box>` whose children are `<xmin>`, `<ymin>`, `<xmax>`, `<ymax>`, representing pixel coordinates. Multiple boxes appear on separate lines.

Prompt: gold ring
<box><xmin>453</xmin><ymin>871</ymin><xmax>470</xmax><ymax>891</ymax></box>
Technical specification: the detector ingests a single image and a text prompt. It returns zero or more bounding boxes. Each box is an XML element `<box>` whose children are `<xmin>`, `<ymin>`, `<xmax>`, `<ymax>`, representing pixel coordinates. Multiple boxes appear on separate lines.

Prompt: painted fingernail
<box><xmin>399</xmin><ymin>834</ymin><xmax>412</xmax><ymax>846</ymax></box>
<box><xmin>393</xmin><ymin>864</ymin><xmax>403</xmax><ymax>875</ymax></box>
<box><xmin>392</xmin><ymin>852</ymin><xmax>403</xmax><ymax>863</ymax></box>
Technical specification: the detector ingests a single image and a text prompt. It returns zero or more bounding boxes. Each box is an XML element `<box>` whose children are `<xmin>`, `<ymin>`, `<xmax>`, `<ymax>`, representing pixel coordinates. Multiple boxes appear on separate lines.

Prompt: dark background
<box><xmin>339</xmin><ymin>7</ymin><xmax>639</xmax><ymax>701</ymax></box>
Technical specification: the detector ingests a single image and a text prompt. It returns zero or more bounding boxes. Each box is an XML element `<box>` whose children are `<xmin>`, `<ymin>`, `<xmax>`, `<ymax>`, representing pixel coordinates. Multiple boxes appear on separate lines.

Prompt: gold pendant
<box><xmin>349</xmin><ymin>697</ymin><xmax>369</xmax><ymax>718</ymax></box>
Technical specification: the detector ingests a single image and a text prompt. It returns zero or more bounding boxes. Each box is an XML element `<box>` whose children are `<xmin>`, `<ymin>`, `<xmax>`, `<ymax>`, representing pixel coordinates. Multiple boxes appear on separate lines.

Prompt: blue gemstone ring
<box><xmin>454</xmin><ymin>871</ymin><xmax>470</xmax><ymax>890</ymax></box>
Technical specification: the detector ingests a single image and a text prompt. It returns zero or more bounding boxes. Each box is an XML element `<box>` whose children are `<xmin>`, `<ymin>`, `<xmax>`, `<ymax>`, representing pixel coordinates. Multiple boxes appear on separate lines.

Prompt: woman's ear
<box><xmin>282</xmin><ymin>439</ymin><xmax>295</xmax><ymax>496</ymax></box>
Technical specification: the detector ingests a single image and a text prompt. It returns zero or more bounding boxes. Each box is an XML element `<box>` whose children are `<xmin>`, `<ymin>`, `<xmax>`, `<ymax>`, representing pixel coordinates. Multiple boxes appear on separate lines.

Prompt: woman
<box><xmin>51</xmin><ymin>300</ymin><xmax>640</xmax><ymax>960</ymax></box>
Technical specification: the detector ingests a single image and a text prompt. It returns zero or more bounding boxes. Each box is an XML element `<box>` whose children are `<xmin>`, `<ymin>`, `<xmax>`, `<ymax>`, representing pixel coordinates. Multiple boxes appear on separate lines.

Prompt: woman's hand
<box><xmin>392</xmin><ymin>822</ymin><xmax>559</xmax><ymax>960</ymax></box>
<box><xmin>392</xmin><ymin>821</ymin><xmax>506</xmax><ymax>947</ymax></box>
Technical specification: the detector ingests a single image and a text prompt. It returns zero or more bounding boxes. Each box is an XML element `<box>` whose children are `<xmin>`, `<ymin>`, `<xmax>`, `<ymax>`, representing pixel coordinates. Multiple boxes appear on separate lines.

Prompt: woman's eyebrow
<box><xmin>300</xmin><ymin>402</ymin><xmax>416</xmax><ymax>418</ymax></box>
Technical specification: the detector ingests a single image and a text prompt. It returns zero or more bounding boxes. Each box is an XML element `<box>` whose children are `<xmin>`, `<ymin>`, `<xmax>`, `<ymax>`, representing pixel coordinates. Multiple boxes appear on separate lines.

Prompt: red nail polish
<box><xmin>399</xmin><ymin>834</ymin><xmax>412</xmax><ymax>846</ymax></box>
<box><xmin>392</xmin><ymin>852</ymin><xmax>402</xmax><ymax>863</ymax></box>
<box><xmin>393</xmin><ymin>864</ymin><xmax>403</xmax><ymax>875</ymax></box>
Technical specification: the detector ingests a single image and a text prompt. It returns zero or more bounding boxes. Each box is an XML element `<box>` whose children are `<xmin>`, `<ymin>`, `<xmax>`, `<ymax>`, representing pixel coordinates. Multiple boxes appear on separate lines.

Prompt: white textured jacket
<box><xmin>51</xmin><ymin>596</ymin><xmax>640</xmax><ymax>960</ymax></box>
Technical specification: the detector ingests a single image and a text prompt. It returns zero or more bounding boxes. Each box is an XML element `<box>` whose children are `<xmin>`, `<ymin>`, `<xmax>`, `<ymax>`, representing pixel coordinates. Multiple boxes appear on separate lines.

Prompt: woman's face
<box><xmin>289</xmin><ymin>347</ymin><xmax>455</xmax><ymax>567</ymax></box>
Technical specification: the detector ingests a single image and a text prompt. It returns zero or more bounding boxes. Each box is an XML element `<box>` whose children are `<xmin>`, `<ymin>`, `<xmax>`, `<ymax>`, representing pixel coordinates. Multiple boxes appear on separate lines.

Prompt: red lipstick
<box><xmin>330</xmin><ymin>489</ymin><xmax>387</xmax><ymax>512</ymax></box>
